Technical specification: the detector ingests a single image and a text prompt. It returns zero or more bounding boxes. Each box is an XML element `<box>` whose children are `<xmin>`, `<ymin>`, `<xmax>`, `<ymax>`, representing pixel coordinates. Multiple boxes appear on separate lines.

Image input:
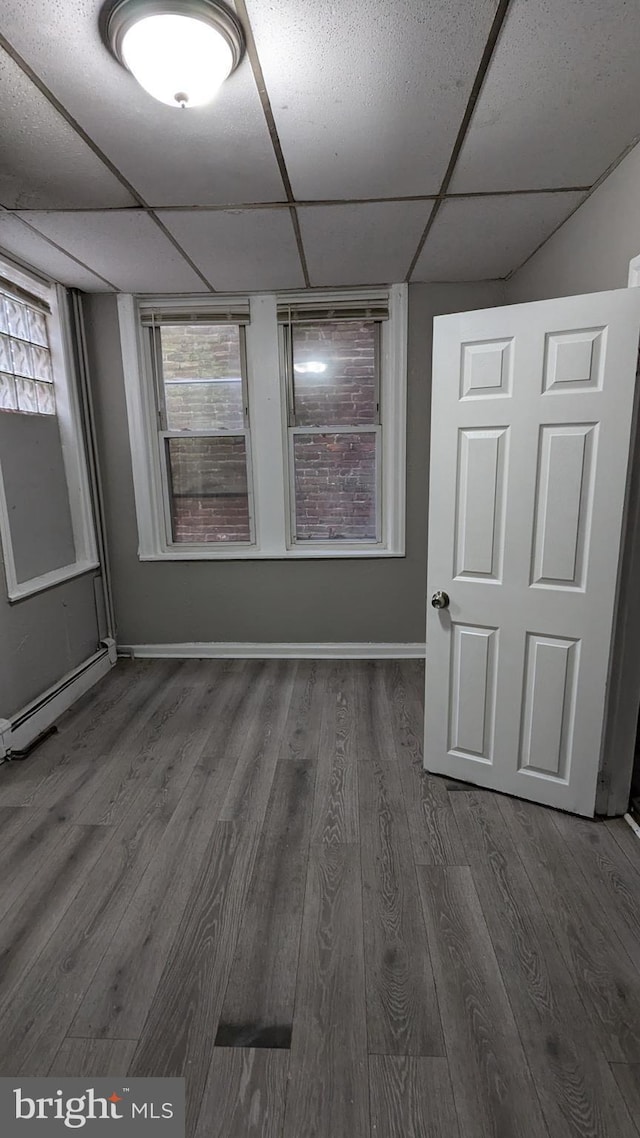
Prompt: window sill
<box><xmin>7</xmin><ymin>559</ymin><xmax>99</xmax><ymax>603</ymax></box>
<box><xmin>138</xmin><ymin>546</ymin><xmax>405</xmax><ymax>561</ymax></box>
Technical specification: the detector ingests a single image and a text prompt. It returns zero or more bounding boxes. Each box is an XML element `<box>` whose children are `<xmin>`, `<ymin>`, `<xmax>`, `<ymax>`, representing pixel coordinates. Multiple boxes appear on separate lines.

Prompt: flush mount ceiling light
<box><xmin>103</xmin><ymin>0</ymin><xmax>244</xmax><ymax>108</ymax></box>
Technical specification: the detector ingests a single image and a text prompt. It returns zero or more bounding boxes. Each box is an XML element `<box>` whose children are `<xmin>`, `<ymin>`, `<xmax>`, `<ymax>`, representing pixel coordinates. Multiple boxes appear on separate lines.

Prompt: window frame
<box><xmin>282</xmin><ymin>314</ymin><xmax>383</xmax><ymax>548</ymax></box>
<box><xmin>142</xmin><ymin>319</ymin><xmax>256</xmax><ymax>549</ymax></box>
<box><xmin>119</xmin><ymin>284</ymin><xmax>407</xmax><ymax>560</ymax></box>
<box><xmin>0</xmin><ymin>254</ymin><xmax>99</xmax><ymax>602</ymax></box>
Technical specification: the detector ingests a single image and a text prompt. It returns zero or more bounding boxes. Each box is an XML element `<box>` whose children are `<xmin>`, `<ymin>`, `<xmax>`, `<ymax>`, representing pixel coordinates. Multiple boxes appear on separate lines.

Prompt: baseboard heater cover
<box><xmin>0</xmin><ymin>638</ymin><xmax>116</xmax><ymax>760</ymax></box>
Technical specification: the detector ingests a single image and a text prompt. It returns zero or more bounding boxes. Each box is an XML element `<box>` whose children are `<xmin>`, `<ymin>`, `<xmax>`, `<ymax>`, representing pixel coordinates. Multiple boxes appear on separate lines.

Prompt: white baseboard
<box><xmin>118</xmin><ymin>641</ymin><xmax>426</xmax><ymax>660</ymax></box>
<box><xmin>1</xmin><ymin>642</ymin><xmax>115</xmax><ymax>758</ymax></box>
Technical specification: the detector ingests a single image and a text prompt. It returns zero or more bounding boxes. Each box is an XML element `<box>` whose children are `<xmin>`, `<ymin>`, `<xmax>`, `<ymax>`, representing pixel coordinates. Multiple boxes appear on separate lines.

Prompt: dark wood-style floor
<box><xmin>1</xmin><ymin>658</ymin><xmax>639</xmax><ymax>1137</ymax></box>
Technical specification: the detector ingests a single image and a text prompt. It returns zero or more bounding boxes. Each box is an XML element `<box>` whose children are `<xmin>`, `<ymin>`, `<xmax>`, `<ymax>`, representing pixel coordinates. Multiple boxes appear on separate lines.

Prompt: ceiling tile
<box><xmin>0</xmin><ymin>46</ymin><xmax>135</xmax><ymax>209</ymax></box>
<box><xmin>450</xmin><ymin>0</ymin><xmax>640</xmax><ymax>192</ymax></box>
<box><xmin>159</xmin><ymin>209</ymin><xmax>304</xmax><ymax>291</ymax></box>
<box><xmin>244</xmin><ymin>0</ymin><xmax>499</xmax><ymax>199</ymax></box>
<box><xmin>15</xmin><ymin>212</ymin><xmax>207</xmax><ymax>292</ymax></box>
<box><xmin>0</xmin><ymin>213</ymin><xmax>113</xmax><ymax>290</ymax></box>
<box><xmin>298</xmin><ymin>202</ymin><xmax>433</xmax><ymax>286</ymax></box>
<box><xmin>411</xmin><ymin>193</ymin><xmax>586</xmax><ymax>281</ymax></box>
<box><xmin>0</xmin><ymin>1</ymin><xmax>285</xmax><ymax>207</ymax></box>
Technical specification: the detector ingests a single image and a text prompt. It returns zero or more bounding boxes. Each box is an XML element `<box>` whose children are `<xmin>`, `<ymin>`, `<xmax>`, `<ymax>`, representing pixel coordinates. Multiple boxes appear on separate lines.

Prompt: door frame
<box><xmin>596</xmin><ymin>258</ymin><xmax>640</xmax><ymax>813</ymax></box>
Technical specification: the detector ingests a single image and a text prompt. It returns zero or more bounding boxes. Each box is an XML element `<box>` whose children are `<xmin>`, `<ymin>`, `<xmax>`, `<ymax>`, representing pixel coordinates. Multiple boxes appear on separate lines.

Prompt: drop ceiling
<box><xmin>0</xmin><ymin>0</ymin><xmax>638</xmax><ymax>292</ymax></box>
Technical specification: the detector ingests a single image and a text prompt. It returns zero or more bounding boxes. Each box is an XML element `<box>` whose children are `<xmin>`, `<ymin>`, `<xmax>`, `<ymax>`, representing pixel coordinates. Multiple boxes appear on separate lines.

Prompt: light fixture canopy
<box><xmin>103</xmin><ymin>0</ymin><xmax>244</xmax><ymax>108</ymax></box>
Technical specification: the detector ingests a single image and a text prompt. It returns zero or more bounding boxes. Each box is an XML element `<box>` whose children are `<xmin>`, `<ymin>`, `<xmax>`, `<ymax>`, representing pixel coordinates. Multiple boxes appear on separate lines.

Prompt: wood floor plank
<box><xmin>400</xmin><ymin>761</ymin><xmax>466</xmax><ymax>866</ymax></box>
<box><xmin>384</xmin><ymin>660</ymin><xmax>465</xmax><ymax>864</ymax></box>
<box><xmin>0</xmin><ymin>824</ymin><xmax>113</xmax><ymax>1011</ymax></box>
<box><xmin>500</xmin><ymin>797</ymin><xmax>640</xmax><ymax>1064</ymax></box>
<box><xmin>358</xmin><ymin>757</ymin><xmax>443</xmax><ymax>1056</ymax></box>
<box><xmin>0</xmin><ymin>662</ymin><xmax>182</xmax><ymax>829</ymax></box>
<box><xmin>219</xmin><ymin>661</ymin><xmax>297</xmax><ymax>825</ymax></box>
<box><xmin>417</xmin><ymin>865</ymin><xmax>549</xmax><ymax>1138</ymax></box>
<box><xmin>129</xmin><ymin>821</ymin><xmax>259</xmax><ymax>1136</ymax></box>
<box><xmin>69</xmin><ymin>732</ymin><xmax>245</xmax><ymax>1041</ymax></box>
<box><xmin>279</xmin><ymin>659</ymin><xmax>325</xmax><ymax>763</ymax></box>
<box><xmin>383</xmin><ymin>660</ymin><xmax>428</xmax><ymax>771</ymax></box>
<box><xmin>0</xmin><ymin>782</ymin><xmax>173</xmax><ymax>1075</ymax></box>
<box><xmin>604</xmin><ymin>819</ymin><xmax>640</xmax><ymax>873</ymax></box>
<box><xmin>369</xmin><ymin>1055</ymin><xmax>460</xmax><ymax>1138</ymax></box>
<box><xmin>551</xmin><ymin>813</ymin><xmax>640</xmax><ymax>971</ymax></box>
<box><xmin>310</xmin><ymin>662</ymin><xmax>359</xmax><ymax>845</ymax></box>
<box><xmin>74</xmin><ymin>659</ymin><xmax>222</xmax><ymax>826</ymax></box>
<box><xmin>195</xmin><ymin>1049</ymin><xmax>289</xmax><ymax>1138</ymax></box>
<box><xmin>0</xmin><ymin>805</ymin><xmax>30</xmax><ymax>845</ymax></box>
<box><xmin>0</xmin><ymin>805</ymin><xmax>86</xmax><ymax>920</ymax></box>
<box><xmin>79</xmin><ymin>660</ymin><xmax>248</xmax><ymax>826</ymax></box>
<box><xmin>451</xmin><ymin>792</ymin><xmax>639</xmax><ymax>1138</ymax></box>
<box><xmin>217</xmin><ymin>756</ymin><xmax>315</xmax><ymax>1046</ymax></box>
<box><xmin>49</xmin><ymin>1038</ymin><xmax>138</xmax><ymax>1077</ymax></box>
<box><xmin>610</xmin><ymin>1064</ymin><xmax>640</xmax><ymax>1130</ymax></box>
<box><xmin>0</xmin><ymin>660</ymin><xmax>177</xmax><ymax>807</ymax></box>
<box><xmin>353</xmin><ymin>660</ymin><xmax>397</xmax><ymax>763</ymax></box>
<box><xmin>282</xmin><ymin>843</ymin><xmax>369</xmax><ymax>1138</ymax></box>
<box><xmin>387</xmin><ymin>658</ymin><xmax>426</xmax><ymax>709</ymax></box>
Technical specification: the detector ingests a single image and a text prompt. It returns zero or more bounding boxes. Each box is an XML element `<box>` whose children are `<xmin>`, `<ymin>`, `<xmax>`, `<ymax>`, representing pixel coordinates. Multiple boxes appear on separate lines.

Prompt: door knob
<box><xmin>431</xmin><ymin>590</ymin><xmax>450</xmax><ymax>610</ymax></box>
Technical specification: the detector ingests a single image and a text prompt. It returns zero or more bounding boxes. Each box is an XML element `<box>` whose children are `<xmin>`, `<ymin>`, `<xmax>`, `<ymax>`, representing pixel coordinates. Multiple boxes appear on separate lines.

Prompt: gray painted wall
<box><xmin>0</xmin><ymin>413</ymin><xmax>75</xmax><ymax>583</ymax></box>
<box><xmin>0</xmin><ymin>569</ymin><xmax>102</xmax><ymax>718</ymax></box>
<box><xmin>84</xmin><ymin>280</ymin><xmax>505</xmax><ymax>646</ymax></box>
<box><xmin>507</xmin><ymin>140</ymin><xmax>640</xmax><ymax>303</ymax></box>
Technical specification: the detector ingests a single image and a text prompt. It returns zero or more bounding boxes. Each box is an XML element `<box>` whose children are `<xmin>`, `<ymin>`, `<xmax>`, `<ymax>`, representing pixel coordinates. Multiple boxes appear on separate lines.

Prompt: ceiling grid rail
<box><xmin>404</xmin><ymin>0</ymin><xmax>513</xmax><ymax>282</ymax></box>
<box><xmin>233</xmin><ymin>0</ymin><xmax>311</xmax><ymax>287</ymax></box>
<box><xmin>0</xmin><ymin>29</ymin><xmax>217</xmax><ymax>292</ymax></box>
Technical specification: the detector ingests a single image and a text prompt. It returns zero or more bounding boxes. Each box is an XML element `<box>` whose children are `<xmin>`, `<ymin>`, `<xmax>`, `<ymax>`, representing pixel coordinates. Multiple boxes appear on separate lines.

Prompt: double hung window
<box><xmin>144</xmin><ymin>310</ymin><xmax>253</xmax><ymax>545</ymax></box>
<box><xmin>121</xmin><ymin>286</ymin><xmax>407</xmax><ymax>560</ymax></box>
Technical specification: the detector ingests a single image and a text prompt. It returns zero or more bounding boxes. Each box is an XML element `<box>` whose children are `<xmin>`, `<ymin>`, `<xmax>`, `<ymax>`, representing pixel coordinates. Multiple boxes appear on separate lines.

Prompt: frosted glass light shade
<box><xmin>104</xmin><ymin>0</ymin><xmax>244</xmax><ymax>109</ymax></box>
<box><xmin>121</xmin><ymin>13</ymin><xmax>232</xmax><ymax>106</ymax></box>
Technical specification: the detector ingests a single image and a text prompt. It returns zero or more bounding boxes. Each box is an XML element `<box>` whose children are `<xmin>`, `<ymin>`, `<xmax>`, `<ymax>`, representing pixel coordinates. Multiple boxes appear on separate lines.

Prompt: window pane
<box><xmin>160</xmin><ymin>324</ymin><xmax>244</xmax><ymax>431</ymax></box>
<box><xmin>167</xmin><ymin>436</ymin><xmax>251</xmax><ymax>544</ymax></box>
<box><xmin>0</xmin><ymin>297</ymin><xmax>7</xmax><ymax>335</ymax></box>
<box><xmin>28</xmin><ymin>307</ymin><xmax>48</xmax><ymax>347</ymax></box>
<box><xmin>15</xmin><ymin>376</ymin><xmax>38</xmax><ymax>413</ymax></box>
<box><xmin>293</xmin><ymin>432</ymin><xmax>377</xmax><ymax>542</ymax></box>
<box><xmin>0</xmin><ymin>373</ymin><xmax>17</xmax><ymax>411</ymax></box>
<box><xmin>291</xmin><ymin>319</ymin><xmax>377</xmax><ymax>427</ymax></box>
<box><xmin>5</xmin><ymin>297</ymin><xmax>29</xmax><ymax>339</ymax></box>
<box><xmin>35</xmin><ymin>381</ymin><xmax>55</xmax><ymax>415</ymax></box>
<box><xmin>0</xmin><ymin>334</ymin><xmax>11</xmax><ymax>373</ymax></box>
<box><xmin>11</xmin><ymin>338</ymin><xmax>34</xmax><ymax>377</ymax></box>
<box><xmin>32</xmin><ymin>344</ymin><xmax>53</xmax><ymax>381</ymax></box>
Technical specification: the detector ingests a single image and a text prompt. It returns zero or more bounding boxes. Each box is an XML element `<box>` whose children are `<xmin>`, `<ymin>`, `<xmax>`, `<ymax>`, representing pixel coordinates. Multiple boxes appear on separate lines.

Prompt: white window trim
<box><xmin>118</xmin><ymin>285</ymin><xmax>407</xmax><ymax>560</ymax></box>
<box><xmin>0</xmin><ymin>258</ymin><xmax>99</xmax><ymax>602</ymax></box>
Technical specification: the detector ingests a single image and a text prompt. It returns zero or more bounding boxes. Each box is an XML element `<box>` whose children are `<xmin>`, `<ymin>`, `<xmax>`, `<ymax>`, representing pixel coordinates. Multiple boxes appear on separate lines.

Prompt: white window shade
<box><xmin>139</xmin><ymin>299</ymin><xmax>250</xmax><ymax>326</ymax></box>
<box><xmin>277</xmin><ymin>293</ymin><xmax>389</xmax><ymax>324</ymax></box>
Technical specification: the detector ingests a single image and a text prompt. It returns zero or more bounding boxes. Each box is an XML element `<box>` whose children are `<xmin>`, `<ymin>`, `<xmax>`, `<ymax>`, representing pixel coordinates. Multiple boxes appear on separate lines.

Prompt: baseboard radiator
<box><xmin>0</xmin><ymin>638</ymin><xmax>116</xmax><ymax>761</ymax></box>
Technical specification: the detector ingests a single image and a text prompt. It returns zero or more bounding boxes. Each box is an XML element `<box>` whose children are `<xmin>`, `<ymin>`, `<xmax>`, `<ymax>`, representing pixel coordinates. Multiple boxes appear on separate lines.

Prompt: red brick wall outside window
<box><xmin>158</xmin><ymin>318</ymin><xmax>380</xmax><ymax>544</ymax></box>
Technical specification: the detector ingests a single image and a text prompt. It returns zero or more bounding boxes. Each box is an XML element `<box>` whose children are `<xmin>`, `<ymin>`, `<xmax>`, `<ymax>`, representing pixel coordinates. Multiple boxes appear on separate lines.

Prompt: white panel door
<box><xmin>425</xmin><ymin>288</ymin><xmax>640</xmax><ymax>816</ymax></box>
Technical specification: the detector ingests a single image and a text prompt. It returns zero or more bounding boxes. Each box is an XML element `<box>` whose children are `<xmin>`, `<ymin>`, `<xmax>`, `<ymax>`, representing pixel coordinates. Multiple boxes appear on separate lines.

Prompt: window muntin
<box><xmin>149</xmin><ymin>321</ymin><xmax>254</xmax><ymax>546</ymax></box>
<box><xmin>0</xmin><ymin>288</ymin><xmax>56</xmax><ymax>416</ymax></box>
<box><xmin>286</xmin><ymin>317</ymin><xmax>382</xmax><ymax>544</ymax></box>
